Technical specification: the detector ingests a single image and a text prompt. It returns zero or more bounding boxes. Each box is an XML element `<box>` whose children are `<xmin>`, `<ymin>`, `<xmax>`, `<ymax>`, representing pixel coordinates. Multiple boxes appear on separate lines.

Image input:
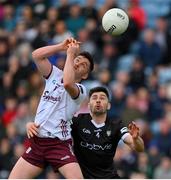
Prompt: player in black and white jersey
<box><xmin>71</xmin><ymin>86</ymin><xmax>144</xmax><ymax>178</ymax></box>
<box><xmin>9</xmin><ymin>38</ymin><xmax>94</xmax><ymax>179</ymax></box>
<box><xmin>26</xmin><ymin>86</ymin><xmax>144</xmax><ymax>179</ymax></box>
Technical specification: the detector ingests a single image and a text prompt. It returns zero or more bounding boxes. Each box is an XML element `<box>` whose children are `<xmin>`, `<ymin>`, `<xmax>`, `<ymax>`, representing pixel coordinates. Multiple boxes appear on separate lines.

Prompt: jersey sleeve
<box><xmin>45</xmin><ymin>65</ymin><xmax>63</xmax><ymax>82</ymax></box>
<box><xmin>117</xmin><ymin>120</ymin><xmax>129</xmax><ymax>141</ymax></box>
<box><xmin>72</xmin><ymin>83</ymin><xmax>87</xmax><ymax>104</ymax></box>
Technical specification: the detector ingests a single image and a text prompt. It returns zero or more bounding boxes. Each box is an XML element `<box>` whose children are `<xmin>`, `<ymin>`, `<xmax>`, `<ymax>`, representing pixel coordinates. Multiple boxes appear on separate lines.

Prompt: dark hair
<box><xmin>89</xmin><ymin>86</ymin><xmax>110</xmax><ymax>99</ymax></box>
<box><xmin>78</xmin><ymin>51</ymin><xmax>94</xmax><ymax>72</ymax></box>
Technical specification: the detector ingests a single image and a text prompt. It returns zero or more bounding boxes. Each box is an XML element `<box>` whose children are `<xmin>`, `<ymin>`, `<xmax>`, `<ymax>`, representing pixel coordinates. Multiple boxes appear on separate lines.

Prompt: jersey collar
<box><xmin>91</xmin><ymin>119</ymin><xmax>105</xmax><ymax>128</ymax></box>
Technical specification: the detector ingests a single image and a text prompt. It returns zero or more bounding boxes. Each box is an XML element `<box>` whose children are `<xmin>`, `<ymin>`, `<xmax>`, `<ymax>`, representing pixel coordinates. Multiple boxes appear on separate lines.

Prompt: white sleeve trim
<box><xmin>73</xmin><ymin>84</ymin><xmax>87</xmax><ymax>104</ymax></box>
<box><xmin>121</xmin><ymin>132</ymin><xmax>130</xmax><ymax>141</ymax></box>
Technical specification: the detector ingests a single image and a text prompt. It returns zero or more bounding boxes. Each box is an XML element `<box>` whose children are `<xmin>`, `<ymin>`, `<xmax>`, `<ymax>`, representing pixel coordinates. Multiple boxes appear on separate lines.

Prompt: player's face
<box><xmin>73</xmin><ymin>55</ymin><xmax>90</xmax><ymax>80</ymax></box>
<box><xmin>89</xmin><ymin>92</ymin><xmax>110</xmax><ymax>115</ymax></box>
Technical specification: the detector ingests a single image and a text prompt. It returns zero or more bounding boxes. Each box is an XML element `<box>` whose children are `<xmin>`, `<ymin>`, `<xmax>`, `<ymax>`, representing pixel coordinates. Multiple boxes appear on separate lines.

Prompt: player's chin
<box><xmin>94</xmin><ymin>110</ymin><xmax>105</xmax><ymax>115</ymax></box>
<box><xmin>94</xmin><ymin>107</ymin><xmax>102</xmax><ymax>111</ymax></box>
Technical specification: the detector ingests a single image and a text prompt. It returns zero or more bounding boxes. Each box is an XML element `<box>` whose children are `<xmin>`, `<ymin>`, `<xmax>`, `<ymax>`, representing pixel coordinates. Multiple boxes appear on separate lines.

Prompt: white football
<box><xmin>102</xmin><ymin>8</ymin><xmax>129</xmax><ymax>36</ymax></box>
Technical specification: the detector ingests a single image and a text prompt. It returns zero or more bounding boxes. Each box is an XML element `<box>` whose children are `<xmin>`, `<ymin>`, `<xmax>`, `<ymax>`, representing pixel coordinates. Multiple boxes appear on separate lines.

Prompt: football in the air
<box><xmin>102</xmin><ymin>8</ymin><xmax>129</xmax><ymax>36</ymax></box>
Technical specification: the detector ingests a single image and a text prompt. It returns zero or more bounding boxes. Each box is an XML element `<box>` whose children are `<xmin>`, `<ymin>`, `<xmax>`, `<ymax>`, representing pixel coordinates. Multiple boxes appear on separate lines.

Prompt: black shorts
<box><xmin>22</xmin><ymin>136</ymin><xmax>77</xmax><ymax>172</ymax></box>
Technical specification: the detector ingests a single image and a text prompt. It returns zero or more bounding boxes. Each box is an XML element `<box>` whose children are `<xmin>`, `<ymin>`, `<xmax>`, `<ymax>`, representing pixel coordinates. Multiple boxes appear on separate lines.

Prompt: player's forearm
<box><xmin>32</xmin><ymin>44</ymin><xmax>64</xmax><ymax>61</ymax></box>
<box><xmin>133</xmin><ymin>136</ymin><xmax>144</xmax><ymax>152</ymax></box>
<box><xmin>63</xmin><ymin>53</ymin><xmax>76</xmax><ymax>87</ymax></box>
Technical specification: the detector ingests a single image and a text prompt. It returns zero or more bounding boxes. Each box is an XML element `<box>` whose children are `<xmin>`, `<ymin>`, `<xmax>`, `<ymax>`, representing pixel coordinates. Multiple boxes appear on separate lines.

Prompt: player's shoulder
<box><xmin>46</xmin><ymin>65</ymin><xmax>62</xmax><ymax>81</ymax></box>
<box><xmin>106</xmin><ymin>116</ymin><xmax>126</xmax><ymax>132</ymax></box>
<box><xmin>76</xmin><ymin>113</ymin><xmax>92</xmax><ymax>121</ymax></box>
<box><xmin>72</xmin><ymin>113</ymin><xmax>92</xmax><ymax>127</ymax></box>
<box><xmin>107</xmin><ymin>116</ymin><xmax>122</xmax><ymax>126</ymax></box>
<box><xmin>106</xmin><ymin>116</ymin><xmax>128</xmax><ymax>136</ymax></box>
<box><xmin>53</xmin><ymin>65</ymin><xmax>63</xmax><ymax>74</ymax></box>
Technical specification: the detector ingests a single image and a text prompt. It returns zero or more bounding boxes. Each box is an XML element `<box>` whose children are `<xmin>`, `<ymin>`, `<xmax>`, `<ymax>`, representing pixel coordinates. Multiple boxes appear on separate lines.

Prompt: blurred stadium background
<box><xmin>0</xmin><ymin>0</ymin><xmax>171</xmax><ymax>178</ymax></box>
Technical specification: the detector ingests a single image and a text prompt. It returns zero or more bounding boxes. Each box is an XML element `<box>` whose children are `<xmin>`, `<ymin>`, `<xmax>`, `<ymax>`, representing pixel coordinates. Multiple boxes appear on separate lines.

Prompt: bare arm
<box><xmin>63</xmin><ymin>42</ymin><xmax>80</xmax><ymax>98</ymax></box>
<box><xmin>32</xmin><ymin>38</ymin><xmax>75</xmax><ymax>77</ymax></box>
<box><xmin>123</xmin><ymin>122</ymin><xmax>144</xmax><ymax>152</ymax></box>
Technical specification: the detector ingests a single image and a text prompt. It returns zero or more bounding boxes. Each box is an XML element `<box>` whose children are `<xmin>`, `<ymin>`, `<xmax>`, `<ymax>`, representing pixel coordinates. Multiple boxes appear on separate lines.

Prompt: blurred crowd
<box><xmin>0</xmin><ymin>0</ymin><xmax>171</xmax><ymax>178</ymax></box>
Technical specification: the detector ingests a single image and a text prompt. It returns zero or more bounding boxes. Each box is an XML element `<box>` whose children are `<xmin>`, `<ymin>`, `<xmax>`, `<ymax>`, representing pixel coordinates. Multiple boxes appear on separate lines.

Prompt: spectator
<box><xmin>136</xmin><ymin>28</ymin><xmax>162</xmax><ymax>69</ymax></box>
<box><xmin>121</xmin><ymin>94</ymin><xmax>146</xmax><ymax>126</ymax></box>
<box><xmin>129</xmin><ymin>56</ymin><xmax>146</xmax><ymax>90</ymax></box>
<box><xmin>66</xmin><ymin>3</ymin><xmax>86</xmax><ymax>36</ymax></box>
<box><xmin>13</xmin><ymin>102</ymin><xmax>32</xmax><ymax>136</ymax></box>
<box><xmin>2</xmin><ymin>96</ymin><xmax>17</xmax><ymax>127</ymax></box>
<box><xmin>0</xmin><ymin>138</ymin><xmax>14</xmax><ymax>178</ymax></box>
<box><xmin>148</xmin><ymin>85</ymin><xmax>168</xmax><ymax>121</ymax></box>
<box><xmin>58</xmin><ymin>0</ymin><xmax>70</xmax><ymax>20</ymax></box>
<box><xmin>136</xmin><ymin>87</ymin><xmax>149</xmax><ymax>114</ymax></box>
<box><xmin>97</xmin><ymin>42</ymin><xmax>119</xmax><ymax>75</ymax></box>
<box><xmin>32</xmin><ymin>20</ymin><xmax>51</xmax><ymax>49</ymax></box>
<box><xmin>150</xmin><ymin>119</ymin><xmax>171</xmax><ymax>156</ymax></box>
<box><xmin>108</xmin><ymin>82</ymin><xmax>125</xmax><ymax>119</ymax></box>
<box><xmin>77</xmin><ymin>28</ymin><xmax>96</xmax><ymax>55</ymax></box>
<box><xmin>0</xmin><ymin>37</ymin><xmax>9</xmax><ymax>75</ymax></box>
<box><xmin>154</xmin><ymin>156</ymin><xmax>171</xmax><ymax>179</ymax></box>
<box><xmin>52</xmin><ymin>20</ymin><xmax>73</xmax><ymax>44</ymax></box>
<box><xmin>127</xmin><ymin>0</ymin><xmax>146</xmax><ymax>30</ymax></box>
<box><xmin>82</xmin><ymin>0</ymin><xmax>98</xmax><ymax>20</ymax></box>
<box><xmin>46</xmin><ymin>7</ymin><xmax>59</xmax><ymax>29</ymax></box>
<box><xmin>136</xmin><ymin>152</ymin><xmax>153</xmax><ymax>178</ymax></box>
<box><xmin>1</xmin><ymin>4</ymin><xmax>16</xmax><ymax>32</ymax></box>
<box><xmin>155</xmin><ymin>16</ymin><xmax>171</xmax><ymax>65</ymax></box>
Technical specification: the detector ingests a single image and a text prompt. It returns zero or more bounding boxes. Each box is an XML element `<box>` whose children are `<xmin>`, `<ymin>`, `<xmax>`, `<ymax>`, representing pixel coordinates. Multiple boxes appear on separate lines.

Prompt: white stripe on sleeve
<box><xmin>121</xmin><ymin>132</ymin><xmax>130</xmax><ymax>141</ymax></box>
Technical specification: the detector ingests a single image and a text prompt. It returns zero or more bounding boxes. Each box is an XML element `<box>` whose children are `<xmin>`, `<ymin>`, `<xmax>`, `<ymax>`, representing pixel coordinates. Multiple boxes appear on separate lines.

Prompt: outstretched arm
<box><xmin>63</xmin><ymin>41</ymin><xmax>81</xmax><ymax>98</ymax></box>
<box><xmin>123</xmin><ymin>122</ymin><xmax>144</xmax><ymax>152</ymax></box>
<box><xmin>32</xmin><ymin>38</ymin><xmax>75</xmax><ymax>77</ymax></box>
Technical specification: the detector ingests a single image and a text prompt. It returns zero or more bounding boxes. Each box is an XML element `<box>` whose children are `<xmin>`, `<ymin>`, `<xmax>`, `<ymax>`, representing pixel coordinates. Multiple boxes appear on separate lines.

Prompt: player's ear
<box><xmin>107</xmin><ymin>102</ymin><xmax>111</xmax><ymax>110</ymax></box>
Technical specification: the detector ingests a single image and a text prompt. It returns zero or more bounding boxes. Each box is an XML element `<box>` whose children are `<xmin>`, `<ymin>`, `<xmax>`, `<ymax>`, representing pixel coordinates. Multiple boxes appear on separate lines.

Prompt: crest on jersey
<box><xmin>106</xmin><ymin>130</ymin><xmax>111</xmax><ymax>136</ymax></box>
<box><xmin>52</xmin><ymin>80</ymin><xmax>56</xmax><ymax>84</ymax></box>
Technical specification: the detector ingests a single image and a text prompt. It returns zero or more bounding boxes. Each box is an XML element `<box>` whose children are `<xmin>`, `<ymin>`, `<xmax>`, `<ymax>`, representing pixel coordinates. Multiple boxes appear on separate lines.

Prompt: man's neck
<box><xmin>91</xmin><ymin>113</ymin><xmax>107</xmax><ymax>124</ymax></box>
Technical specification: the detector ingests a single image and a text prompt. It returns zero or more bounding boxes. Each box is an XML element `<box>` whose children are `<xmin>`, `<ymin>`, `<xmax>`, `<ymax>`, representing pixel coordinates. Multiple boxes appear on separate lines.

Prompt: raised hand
<box><xmin>128</xmin><ymin>121</ymin><xmax>140</xmax><ymax>139</ymax></box>
<box><xmin>67</xmin><ymin>41</ymin><xmax>80</xmax><ymax>56</ymax></box>
<box><xmin>26</xmin><ymin>122</ymin><xmax>39</xmax><ymax>138</ymax></box>
<box><xmin>62</xmin><ymin>37</ymin><xmax>81</xmax><ymax>51</ymax></box>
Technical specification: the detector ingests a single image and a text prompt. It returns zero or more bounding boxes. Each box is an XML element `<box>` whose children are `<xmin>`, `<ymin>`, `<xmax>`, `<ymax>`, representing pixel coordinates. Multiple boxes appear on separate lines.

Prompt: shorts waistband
<box><xmin>31</xmin><ymin>136</ymin><xmax>72</xmax><ymax>146</ymax></box>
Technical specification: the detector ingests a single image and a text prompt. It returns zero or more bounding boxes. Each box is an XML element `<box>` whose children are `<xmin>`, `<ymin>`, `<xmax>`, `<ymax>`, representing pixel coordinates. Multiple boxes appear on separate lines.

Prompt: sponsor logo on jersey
<box><xmin>80</xmin><ymin>141</ymin><xmax>112</xmax><ymax>151</ymax></box>
<box><xmin>83</xmin><ymin>128</ymin><xmax>91</xmax><ymax>134</ymax></box>
<box><xmin>42</xmin><ymin>91</ymin><xmax>61</xmax><ymax>104</ymax></box>
<box><xmin>52</xmin><ymin>80</ymin><xmax>57</xmax><ymax>84</ymax></box>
